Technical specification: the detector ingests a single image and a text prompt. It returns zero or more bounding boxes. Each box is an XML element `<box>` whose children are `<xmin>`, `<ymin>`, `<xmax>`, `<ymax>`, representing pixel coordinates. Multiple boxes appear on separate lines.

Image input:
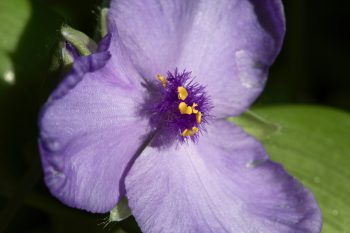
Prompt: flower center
<box><xmin>141</xmin><ymin>69</ymin><xmax>211</xmax><ymax>147</ymax></box>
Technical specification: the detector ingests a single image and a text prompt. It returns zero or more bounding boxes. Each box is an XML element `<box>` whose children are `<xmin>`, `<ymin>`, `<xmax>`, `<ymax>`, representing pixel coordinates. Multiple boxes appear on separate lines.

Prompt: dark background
<box><xmin>0</xmin><ymin>0</ymin><xmax>349</xmax><ymax>232</ymax></box>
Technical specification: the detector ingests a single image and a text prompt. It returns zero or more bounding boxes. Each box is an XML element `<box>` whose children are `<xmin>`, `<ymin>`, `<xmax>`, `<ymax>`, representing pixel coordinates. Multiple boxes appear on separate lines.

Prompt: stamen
<box><xmin>196</xmin><ymin>111</ymin><xmax>202</xmax><ymax>124</ymax></box>
<box><xmin>143</xmin><ymin>69</ymin><xmax>211</xmax><ymax>145</ymax></box>
<box><xmin>181</xmin><ymin>129</ymin><xmax>191</xmax><ymax>137</ymax></box>
<box><xmin>177</xmin><ymin>86</ymin><xmax>188</xmax><ymax>100</ymax></box>
<box><xmin>191</xmin><ymin>103</ymin><xmax>199</xmax><ymax>114</ymax></box>
<box><xmin>191</xmin><ymin>127</ymin><xmax>199</xmax><ymax>134</ymax></box>
<box><xmin>179</xmin><ymin>102</ymin><xmax>193</xmax><ymax>115</ymax></box>
<box><xmin>156</xmin><ymin>74</ymin><xmax>167</xmax><ymax>87</ymax></box>
<box><xmin>181</xmin><ymin>127</ymin><xmax>199</xmax><ymax>137</ymax></box>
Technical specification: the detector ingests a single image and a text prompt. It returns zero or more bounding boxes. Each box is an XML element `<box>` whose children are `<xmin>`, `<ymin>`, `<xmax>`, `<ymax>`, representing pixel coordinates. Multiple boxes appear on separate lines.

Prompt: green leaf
<box><xmin>0</xmin><ymin>0</ymin><xmax>63</xmax><ymax>84</ymax></box>
<box><xmin>0</xmin><ymin>0</ymin><xmax>63</xmax><ymax>182</ymax></box>
<box><xmin>230</xmin><ymin>105</ymin><xmax>350</xmax><ymax>233</ymax></box>
<box><xmin>0</xmin><ymin>0</ymin><xmax>31</xmax><ymax>85</ymax></box>
<box><xmin>228</xmin><ymin>110</ymin><xmax>280</xmax><ymax>140</ymax></box>
<box><xmin>0</xmin><ymin>1</ymin><xmax>65</xmax><ymax>231</ymax></box>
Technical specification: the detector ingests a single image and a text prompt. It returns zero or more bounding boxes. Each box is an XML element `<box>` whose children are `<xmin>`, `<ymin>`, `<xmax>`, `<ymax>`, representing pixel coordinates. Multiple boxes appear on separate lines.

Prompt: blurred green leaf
<box><xmin>230</xmin><ymin>105</ymin><xmax>350</xmax><ymax>233</ymax></box>
<box><xmin>0</xmin><ymin>0</ymin><xmax>66</xmax><ymax>232</ymax></box>
<box><xmin>0</xmin><ymin>0</ymin><xmax>30</xmax><ymax>85</ymax></box>
<box><xmin>0</xmin><ymin>0</ymin><xmax>63</xmax><ymax>87</ymax></box>
<box><xmin>0</xmin><ymin>0</ymin><xmax>63</xmax><ymax>177</ymax></box>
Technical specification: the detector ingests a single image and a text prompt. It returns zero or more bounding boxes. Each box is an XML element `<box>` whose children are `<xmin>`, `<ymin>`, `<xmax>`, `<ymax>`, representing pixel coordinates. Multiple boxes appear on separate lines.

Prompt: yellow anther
<box><xmin>156</xmin><ymin>74</ymin><xmax>167</xmax><ymax>87</ymax></box>
<box><xmin>191</xmin><ymin>103</ymin><xmax>199</xmax><ymax>114</ymax></box>
<box><xmin>191</xmin><ymin>127</ymin><xmax>199</xmax><ymax>134</ymax></box>
<box><xmin>181</xmin><ymin>127</ymin><xmax>199</xmax><ymax>137</ymax></box>
<box><xmin>179</xmin><ymin>102</ymin><xmax>193</xmax><ymax>115</ymax></box>
<box><xmin>181</xmin><ymin>128</ymin><xmax>191</xmax><ymax>137</ymax></box>
<box><xmin>177</xmin><ymin>86</ymin><xmax>188</xmax><ymax>100</ymax></box>
<box><xmin>195</xmin><ymin>111</ymin><xmax>202</xmax><ymax>124</ymax></box>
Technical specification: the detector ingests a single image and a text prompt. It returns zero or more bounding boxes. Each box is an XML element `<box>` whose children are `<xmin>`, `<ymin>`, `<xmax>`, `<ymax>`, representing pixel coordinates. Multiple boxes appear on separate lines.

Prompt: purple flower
<box><xmin>39</xmin><ymin>1</ymin><xmax>322</xmax><ymax>232</ymax></box>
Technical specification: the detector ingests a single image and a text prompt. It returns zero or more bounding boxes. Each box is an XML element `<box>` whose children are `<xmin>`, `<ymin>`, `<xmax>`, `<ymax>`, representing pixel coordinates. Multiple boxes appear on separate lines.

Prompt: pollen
<box><xmin>181</xmin><ymin>127</ymin><xmax>199</xmax><ymax>137</ymax></box>
<box><xmin>156</xmin><ymin>74</ymin><xmax>167</xmax><ymax>87</ymax></box>
<box><xmin>195</xmin><ymin>111</ymin><xmax>202</xmax><ymax>124</ymax></box>
<box><xmin>177</xmin><ymin>86</ymin><xmax>188</xmax><ymax>100</ymax></box>
<box><xmin>179</xmin><ymin>102</ymin><xmax>193</xmax><ymax>115</ymax></box>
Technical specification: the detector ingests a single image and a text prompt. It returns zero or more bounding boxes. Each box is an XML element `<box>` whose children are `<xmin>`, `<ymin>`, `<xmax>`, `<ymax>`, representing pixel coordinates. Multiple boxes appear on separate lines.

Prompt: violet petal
<box><xmin>109</xmin><ymin>0</ymin><xmax>199</xmax><ymax>78</ymax></box>
<box><xmin>109</xmin><ymin>0</ymin><xmax>285</xmax><ymax>117</ymax></box>
<box><xmin>125</xmin><ymin>120</ymin><xmax>321</xmax><ymax>233</ymax></box>
<box><xmin>39</xmin><ymin>33</ymin><xmax>148</xmax><ymax>213</ymax></box>
<box><xmin>178</xmin><ymin>0</ymin><xmax>285</xmax><ymax>117</ymax></box>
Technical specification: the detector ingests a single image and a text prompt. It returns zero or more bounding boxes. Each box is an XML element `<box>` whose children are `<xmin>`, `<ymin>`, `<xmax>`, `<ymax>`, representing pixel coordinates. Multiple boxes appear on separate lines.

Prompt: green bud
<box><xmin>61</xmin><ymin>42</ymin><xmax>75</xmax><ymax>67</ymax></box>
<box><xmin>49</xmin><ymin>41</ymin><xmax>74</xmax><ymax>74</ymax></box>
<box><xmin>61</xmin><ymin>25</ymin><xmax>97</xmax><ymax>56</ymax></box>
<box><xmin>109</xmin><ymin>196</ymin><xmax>132</xmax><ymax>222</ymax></box>
<box><xmin>100</xmin><ymin>8</ymin><xmax>109</xmax><ymax>38</ymax></box>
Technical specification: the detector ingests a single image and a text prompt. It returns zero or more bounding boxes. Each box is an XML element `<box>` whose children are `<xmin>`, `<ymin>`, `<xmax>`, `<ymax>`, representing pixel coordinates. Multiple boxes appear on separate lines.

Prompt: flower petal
<box><xmin>178</xmin><ymin>0</ymin><xmax>285</xmax><ymax>117</ymax></box>
<box><xmin>125</xmin><ymin>120</ymin><xmax>321</xmax><ymax>233</ymax></box>
<box><xmin>103</xmin><ymin>21</ymin><xmax>145</xmax><ymax>87</ymax></box>
<box><xmin>109</xmin><ymin>0</ymin><xmax>285</xmax><ymax>117</ymax></box>
<box><xmin>39</xmin><ymin>36</ymin><xmax>149</xmax><ymax>213</ymax></box>
<box><xmin>108</xmin><ymin>0</ymin><xmax>198</xmax><ymax>78</ymax></box>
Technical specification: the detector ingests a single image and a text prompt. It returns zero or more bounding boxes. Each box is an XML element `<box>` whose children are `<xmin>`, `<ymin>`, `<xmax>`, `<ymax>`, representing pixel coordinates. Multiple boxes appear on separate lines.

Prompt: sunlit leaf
<box><xmin>230</xmin><ymin>105</ymin><xmax>350</xmax><ymax>233</ymax></box>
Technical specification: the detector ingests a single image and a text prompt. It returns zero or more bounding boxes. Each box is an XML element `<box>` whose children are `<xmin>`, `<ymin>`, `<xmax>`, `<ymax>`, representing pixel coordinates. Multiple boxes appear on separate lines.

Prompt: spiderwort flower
<box><xmin>39</xmin><ymin>1</ymin><xmax>322</xmax><ymax>232</ymax></box>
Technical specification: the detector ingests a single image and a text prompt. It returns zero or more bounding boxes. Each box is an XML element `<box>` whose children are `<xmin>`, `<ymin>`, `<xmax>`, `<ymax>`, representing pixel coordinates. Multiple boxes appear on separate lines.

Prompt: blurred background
<box><xmin>0</xmin><ymin>0</ymin><xmax>349</xmax><ymax>232</ymax></box>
